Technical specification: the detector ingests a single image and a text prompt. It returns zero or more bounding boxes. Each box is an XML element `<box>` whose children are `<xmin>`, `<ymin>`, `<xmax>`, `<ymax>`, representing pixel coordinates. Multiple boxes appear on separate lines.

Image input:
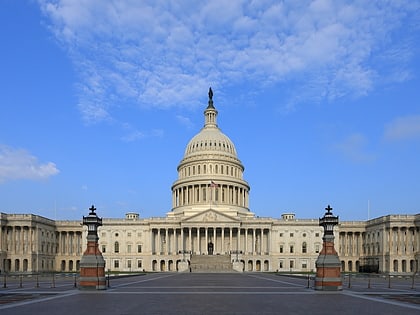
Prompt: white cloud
<box><xmin>334</xmin><ymin>133</ymin><xmax>375</xmax><ymax>163</ymax></box>
<box><xmin>38</xmin><ymin>0</ymin><xmax>420</xmax><ymax>120</ymax></box>
<box><xmin>384</xmin><ymin>115</ymin><xmax>420</xmax><ymax>141</ymax></box>
<box><xmin>0</xmin><ymin>145</ymin><xmax>59</xmax><ymax>182</ymax></box>
<box><xmin>176</xmin><ymin>115</ymin><xmax>194</xmax><ymax>129</ymax></box>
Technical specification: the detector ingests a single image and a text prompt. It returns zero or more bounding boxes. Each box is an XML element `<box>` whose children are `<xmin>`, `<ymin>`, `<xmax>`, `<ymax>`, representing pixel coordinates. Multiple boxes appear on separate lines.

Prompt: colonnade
<box><xmin>173</xmin><ymin>184</ymin><xmax>249</xmax><ymax>208</ymax></box>
<box><xmin>151</xmin><ymin>227</ymin><xmax>270</xmax><ymax>256</ymax></box>
<box><xmin>0</xmin><ymin>226</ymin><xmax>38</xmax><ymax>254</ymax></box>
<box><xmin>58</xmin><ymin>231</ymin><xmax>83</xmax><ymax>255</ymax></box>
<box><xmin>338</xmin><ymin>232</ymin><xmax>362</xmax><ymax>256</ymax></box>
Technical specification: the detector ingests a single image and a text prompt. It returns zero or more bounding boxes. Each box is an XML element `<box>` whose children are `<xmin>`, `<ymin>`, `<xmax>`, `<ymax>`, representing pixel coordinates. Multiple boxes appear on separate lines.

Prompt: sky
<box><xmin>0</xmin><ymin>0</ymin><xmax>419</xmax><ymax>222</ymax></box>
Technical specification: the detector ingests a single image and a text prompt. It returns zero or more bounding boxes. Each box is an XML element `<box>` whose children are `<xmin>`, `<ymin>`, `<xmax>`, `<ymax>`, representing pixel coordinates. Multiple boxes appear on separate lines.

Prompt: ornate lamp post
<box><xmin>79</xmin><ymin>205</ymin><xmax>106</xmax><ymax>290</ymax></box>
<box><xmin>315</xmin><ymin>205</ymin><xmax>342</xmax><ymax>291</ymax></box>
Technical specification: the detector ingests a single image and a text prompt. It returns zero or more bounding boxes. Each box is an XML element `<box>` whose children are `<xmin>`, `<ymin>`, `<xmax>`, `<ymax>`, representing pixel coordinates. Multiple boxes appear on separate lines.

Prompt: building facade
<box><xmin>1</xmin><ymin>91</ymin><xmax>419</xmax><ymax>274</ymax></box>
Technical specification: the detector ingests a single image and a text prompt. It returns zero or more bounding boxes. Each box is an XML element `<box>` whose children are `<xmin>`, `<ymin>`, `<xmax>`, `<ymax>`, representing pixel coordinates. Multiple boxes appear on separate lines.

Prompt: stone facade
<box><xmin>1</xmin><ymin>91</ymin><xmax>419</xmax><ymax>274</ymax></box>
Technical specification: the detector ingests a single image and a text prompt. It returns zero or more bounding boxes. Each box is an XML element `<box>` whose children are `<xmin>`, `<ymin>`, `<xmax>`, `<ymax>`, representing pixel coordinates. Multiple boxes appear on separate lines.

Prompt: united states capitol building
<box><xmin>1</xmin><ymin>90</ymin><xmax>419</xmax><ymax>274</ymax></box>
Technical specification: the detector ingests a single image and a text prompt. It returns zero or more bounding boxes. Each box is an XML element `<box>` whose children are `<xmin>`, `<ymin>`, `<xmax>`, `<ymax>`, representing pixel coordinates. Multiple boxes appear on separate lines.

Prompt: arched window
<box><xmin>114</xmin><ymin>241</ymin><xmax>119</xmax><ymax>253</ymax></box>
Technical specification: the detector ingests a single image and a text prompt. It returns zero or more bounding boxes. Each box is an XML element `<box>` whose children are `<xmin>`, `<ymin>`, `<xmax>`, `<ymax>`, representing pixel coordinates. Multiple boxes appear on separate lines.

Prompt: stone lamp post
<box><xmin>79</xmin><ymin>205</ymin><xmax>106</xmax><ymax>290</ymax></box>
<box><xmin>315</xmin><ymin>205</ymin><xmax>342</xmax><ymax>291</ymax></box>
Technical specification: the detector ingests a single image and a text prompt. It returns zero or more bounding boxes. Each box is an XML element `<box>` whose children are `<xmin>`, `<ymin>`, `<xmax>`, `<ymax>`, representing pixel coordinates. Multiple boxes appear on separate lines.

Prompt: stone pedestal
<box><xmin>178</xmin><ymin>260</ymin><xmax>190</xmax><ymax>272</ymax></box>
<box><xmin>79</xmin><ymin>235</ymin><xmax>106</xmax><ymax>290</ymax></box>
<box><xmin>232</xmin><ymin>261</ymin><xmax>244</xmax><ymax>272</ymax></box>
<box><xmin>315</xmin><ymin>234</ymin><xmax>342</xmax><ymax>290</ymax></box>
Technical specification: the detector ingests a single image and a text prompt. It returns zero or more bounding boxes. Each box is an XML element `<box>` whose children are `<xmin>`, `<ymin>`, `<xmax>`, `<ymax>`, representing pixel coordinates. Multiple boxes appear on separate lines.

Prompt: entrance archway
<box><xmin>208</xmin><ymin>242</ymin><xmax>214</xmax><ymax>255</ymax></box>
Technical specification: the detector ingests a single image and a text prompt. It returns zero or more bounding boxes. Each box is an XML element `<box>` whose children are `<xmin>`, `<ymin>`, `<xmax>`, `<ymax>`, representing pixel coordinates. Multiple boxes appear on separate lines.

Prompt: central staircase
<box><xmin>190</xmin><ymin>254</ymin><xmax>233</xmax><ymax>272</ymax></box>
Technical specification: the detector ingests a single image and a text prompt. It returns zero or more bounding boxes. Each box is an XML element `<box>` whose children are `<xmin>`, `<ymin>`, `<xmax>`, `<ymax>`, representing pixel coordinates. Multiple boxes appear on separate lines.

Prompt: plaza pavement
<box><xmin>1</xmin><ymin>272</ymin><xmax>420</xmax><ymax>314</ymax></box>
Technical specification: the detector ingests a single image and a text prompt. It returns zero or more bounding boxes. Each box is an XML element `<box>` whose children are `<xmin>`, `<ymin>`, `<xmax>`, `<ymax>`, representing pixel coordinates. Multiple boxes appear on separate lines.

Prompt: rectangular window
<box><xmin>127</xmin><ymin>245</ymin><xmax>131</xmax><ymax>253</ymax></box>
<box><xmin>279</xmin><ymin>245</ymin><xmax>283</xmax><ymax>253</ymax></box>
<box><xmin>290</xmin><ymin>245</ymin><xmax>294</xmax><ymax>253</ymax></box>
<box><xmin>114</xmin><ymin>260</ymin><xmax>119</xmax><ymax>269</ymax></box>
<box><xmin>137</xmin><ymin>260</ymin><xmax>142</xmax><ymax>268</ymax></box>
<box><xmin>138</xmin><ymin>245</ymin><xmax>142</xmax><ymax>253</ymax></box>
<box><xmin>279</xmin><ymin>261</ymin><xmax>283</xmax><ymax>269</ymax></box>
<box><xmin>127</xmin><ymin>232</ymin><xmax>132</xmax><ymax>237</ymax></box>
<box><xmin>102</xmin><ymin>245</ymin><xmax>106</xmax><ymax>253</ymax></box>
<box><xmin>290</xmin><ymin>260</ymin><xmax>294</xmax><ymax>269</ymax></box>
<box><xmin>302</xmin><ymin>261</ymin><xmax>307</xmax><ymax>269</ymax></box>
<box><xmin>127</xmin><ymin>260</ymin><xmax>132</xmax><ymax>269</ymax></box>
<box><xmin>290</xmin><ymin>233</ymin><xmax>294</xmax><ymax>237</ymax></box>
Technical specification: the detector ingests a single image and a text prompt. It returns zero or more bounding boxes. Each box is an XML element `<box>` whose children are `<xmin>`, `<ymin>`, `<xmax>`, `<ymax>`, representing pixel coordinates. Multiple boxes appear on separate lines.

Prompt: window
<box><xmin>138</xmin><ymin>245</ymin><xmax>142</xmax><ymax>253</ymax></box>
<box><xmin>279</xmin><ymin>245</ymin><xmax>283</xmax><ymax>253</ymax></box>
<box><xmin>289</xmin><ymin>260</ymin><xmax>294</xmax><ymax>269</ymax></box>
<box><xmin>302</xmin><ymin>261</ymin><xmax>307</xmax><ymax>269</ymax></box>
<box><xmin>114</xmin><ymin>241</ymin><xmax>119</xmax><ymax>253</ymax></box>
<box><xmin>302</xmin><ymin>242</ymin><xmax>307</xmax><ymax>253</ymax></box>
<box><xmin>102</xmin><ymin>245</ymin><xmax>106</xmax><ymax>253</ymax></box>
<box><xmin>279</xmin><ymin>233</ymin><xmax>283</xmax><ymax>237</ymax></box>
<box><xmin>127</xmin><ymin>260</ymin><xmax>132</xmax><ymax>269</ymax></box>
<box><xmin>290</xmin><ymin>245</ymin><xmax>294</xmax><ymax>253</ymax></box>
<box><xmin>315</xmin><ymin>233</ymin><xmax>320</xmax><ymax>237</ymax></box>
<box><xmin>302</xmin><ymin>233</ymin><xmax>306</xmax><ymax>237</ymax></box>
<box><xmin>127</xmin><ymin>245</ymin><xmax>131</xmax><ymax>253</ymax></box>
<box><xmin>115</xmin><ymin>233</ymin><xmax>119</xmax><ymax>237</ymax></box>
<box><xmin>290</xmin><ymin>233</ymin><xmax>294</xmax><ymax>237</ymax></box>
<box><xmin>114</xmin><ymin>260</ymin><xmax>119</xmax><ymax>268</ymax></box>
<box><xmin>279</xmin><ymin>261</ymin><xmax>283</xmax><ymax>269</ymax></box>
<box><xmin>138</xmin><ymin>260</ymin><xmax>142</xmax><ymax>268</ymax></box>
<box><xmin>127</xmin><ymin>232</ymin><xmax>132</xmax><ymax>237</ymax></box>
<box><xmin>315</xmin><ymin>245</ymin><xmax>320</xmax><ymax>253</ymax></box>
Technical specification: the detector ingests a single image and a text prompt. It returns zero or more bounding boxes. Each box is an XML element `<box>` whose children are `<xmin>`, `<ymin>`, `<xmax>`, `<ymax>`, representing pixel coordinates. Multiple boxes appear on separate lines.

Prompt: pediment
<box><xmin>181</xmin><ymin>209</ymin><xmax>240</xmax><ymax>223</ymax></box>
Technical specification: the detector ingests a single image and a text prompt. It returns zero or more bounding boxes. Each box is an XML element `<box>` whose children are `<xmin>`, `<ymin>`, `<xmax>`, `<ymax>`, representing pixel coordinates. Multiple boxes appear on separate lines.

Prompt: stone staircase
<box><xmin>190</xmin><ymin>254</ymin><xmax>233</xmax><ymax>273</ymax></box>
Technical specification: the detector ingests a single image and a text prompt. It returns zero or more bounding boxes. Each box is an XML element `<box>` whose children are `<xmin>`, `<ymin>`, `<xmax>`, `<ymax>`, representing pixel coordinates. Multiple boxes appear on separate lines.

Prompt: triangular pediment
<box><xmin>181</xmin><ymin>209</ymin><xmax>240</xmax><ymax>223</ymax></box>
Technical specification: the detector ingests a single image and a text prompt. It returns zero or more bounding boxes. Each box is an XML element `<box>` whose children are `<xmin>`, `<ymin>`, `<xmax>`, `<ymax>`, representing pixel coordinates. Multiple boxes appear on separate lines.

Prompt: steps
<box><xmin>190</xmin><ymin>254</ymin><xmax>233</xmax><ymax>273</ymax></box>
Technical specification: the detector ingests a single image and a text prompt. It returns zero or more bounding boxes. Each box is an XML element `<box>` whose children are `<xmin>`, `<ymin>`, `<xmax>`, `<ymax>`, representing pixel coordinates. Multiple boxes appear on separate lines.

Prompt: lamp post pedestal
<box><xmin>79</xmin><ymin>205</ymin><xmax>106</xmax><ymax>290</ymax></box>
<box><xmin>315</xmin><ymin>205</ymin><xmax>342</xmax><ymax>291</ymax></box>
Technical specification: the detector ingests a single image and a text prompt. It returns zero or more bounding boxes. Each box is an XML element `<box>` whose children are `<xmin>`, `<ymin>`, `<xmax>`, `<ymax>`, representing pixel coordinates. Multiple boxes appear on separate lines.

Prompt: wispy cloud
<box><xmin>176</xmin><ymin>115</ymin><xmax>194</xmax><ymax>129</ymax></box>
<box><xmin>384</xmin><ymin>115</ymin><xmax>420</xmax><ymax>141</ymax></box>
<box><xmin>334</xmin><ymin>133</ymin><xmax>376</xmax><ymax>163</ymax></box>
<box><xmin>0</xmin><ymin>145</ymin><xmax>59</xmax><ymax>182</ymax></box>
<box><xmin>38</xmin><ymin>0</ymin><xmax>420</xmax><ymax>121</ymax></box>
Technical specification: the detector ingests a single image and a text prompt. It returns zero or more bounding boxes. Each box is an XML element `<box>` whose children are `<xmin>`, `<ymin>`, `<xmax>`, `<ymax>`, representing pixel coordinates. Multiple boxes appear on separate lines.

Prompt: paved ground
<box><xmin>1</xmin><ymin>273</ymin><xmax>420</xmax><ymax>314</ymax></box>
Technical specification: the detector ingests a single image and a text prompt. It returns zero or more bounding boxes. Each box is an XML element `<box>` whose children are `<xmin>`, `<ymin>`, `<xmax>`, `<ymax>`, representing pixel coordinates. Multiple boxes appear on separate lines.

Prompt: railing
<box><xmin>342</xmin><ymin>272</ymin><xmax>420</xmax><ymax>289</ymax></box>
<box><xmin>1</xmin><ymin>272</ymin><xmax>78</xmax><ymax>289</ymax></box>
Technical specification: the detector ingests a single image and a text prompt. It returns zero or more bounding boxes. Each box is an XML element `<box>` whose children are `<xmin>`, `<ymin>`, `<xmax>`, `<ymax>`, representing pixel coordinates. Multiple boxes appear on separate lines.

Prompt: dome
<box><xmin>168</xmin><ymin>88</ymin><xmax>253</xmax><ymax>219</ymax></box>
<box><xmin>184</xmin><ymin>127</ymin><xmax>237</xmax><ymax>159</ymax></box>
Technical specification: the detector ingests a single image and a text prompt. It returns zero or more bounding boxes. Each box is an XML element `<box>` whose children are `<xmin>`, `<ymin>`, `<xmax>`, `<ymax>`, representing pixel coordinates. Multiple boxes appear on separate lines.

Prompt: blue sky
<box><xmin>0</xmin><ymin>0</ymin><xmax>419</xmax><ymax>221</ymax></box>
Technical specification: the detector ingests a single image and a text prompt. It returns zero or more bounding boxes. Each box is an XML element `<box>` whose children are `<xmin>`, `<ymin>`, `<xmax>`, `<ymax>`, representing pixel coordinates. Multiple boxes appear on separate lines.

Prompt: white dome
<box><xmin>184</xmin><ymin>126</ymin><xmax>237</xmax><ymax>159</ymax></box>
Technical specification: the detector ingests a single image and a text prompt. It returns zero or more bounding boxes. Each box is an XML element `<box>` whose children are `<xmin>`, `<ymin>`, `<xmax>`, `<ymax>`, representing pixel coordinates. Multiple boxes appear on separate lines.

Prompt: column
<box><xmin>181</xmin><ymin>228</ymin><xmax>184</xmax><ymax>252</ymax></box>
<box><xmin>221</xmin><ymin>228</ymin><xmax>225</xmax><ymax>254</ymax></box>
<box><xmin>253</xmin><ymin>229</ymin><xmax>256</xmax><ymax>254</ymax></box>
<box><xmin>229</xmin><ymin>228</ymin><xmax>233</xmax><ymax>252</ymax></box>
<box><xmin>189</xmin><ymin>228</ymin><xmax>192</xmax><ymax>252</ymax></box>
<box><xmin>151</xmin><ymin>229</ymin><xmax>155</xmax><ymax>254</ymax></box>
<box><xmin>197</xmin><ymin>228</ymin><xmax>200</xmax><ymax>254</ymax></box>
<box><xmin>237</xmin><ymin>228</ymin><xmax>241</xmax><ymax>252</ymax></box>
<box><xmin>260</xmin><ymin>229</ymin><xmax>264</xmax><ymax>254</ymax></box>
<box><xmin>214</xmin><ymin>227</ymin><xmax>217</xmax><ymax>253</ymax></box>
<box><xmin>165</xmin><ymin>229</ymin><xmax>169</xmax><ymax>254</ymax></box>
<box><xmin>205</xmin><ymin>228</ymin><xmax>208</xmax><ymax>254</ymax></box>
<box><xmin>245</xmin><ymin>229</ymin><xmax>248</xmax><ymax>254</ymax></box>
